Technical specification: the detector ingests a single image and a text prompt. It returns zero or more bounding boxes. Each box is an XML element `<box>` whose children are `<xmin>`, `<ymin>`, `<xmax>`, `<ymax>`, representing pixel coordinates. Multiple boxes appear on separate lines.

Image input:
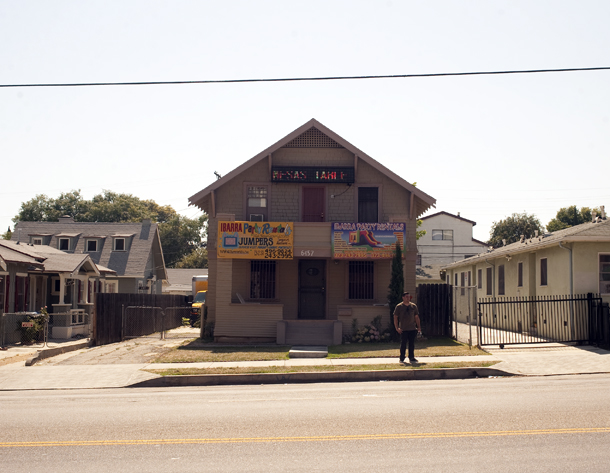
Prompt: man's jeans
<box><xmin>400</xmin><ymin>330</ymin><xmax>417</xmax><ymax>361</ymax></box>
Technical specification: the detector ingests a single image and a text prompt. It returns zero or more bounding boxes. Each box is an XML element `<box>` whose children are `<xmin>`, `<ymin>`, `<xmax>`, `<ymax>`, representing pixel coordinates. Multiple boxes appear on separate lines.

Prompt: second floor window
<box><xmin>432</xmin><ymin>230</ymin><xmax>453</xmax><ymax>241</ymax></box>
<box><xmin>59</xmin><ymin>238</ymin><xmax>70</xmax><ymax>251</ymax></box>
<box><xmin>247</xmin><ymin>186</ymin><xmax>268</xmax><ymax>221</ymax></box>
<box><xmin>114</xmin><ymin>238</ymin><xmax>125</xmax><ymax>251</ymax></box>
<box><xmin>358</xmin><ymin>187</ymin><xmax>378</xmax><ymax>222</ymax></box>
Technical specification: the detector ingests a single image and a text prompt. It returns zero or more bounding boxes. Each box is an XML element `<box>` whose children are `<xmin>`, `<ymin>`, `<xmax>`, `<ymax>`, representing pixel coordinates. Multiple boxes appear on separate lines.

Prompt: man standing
<box><xmin>393</xmin><ymin>292</ymin><xmax>422</xmax><ymax>363</ymax></box>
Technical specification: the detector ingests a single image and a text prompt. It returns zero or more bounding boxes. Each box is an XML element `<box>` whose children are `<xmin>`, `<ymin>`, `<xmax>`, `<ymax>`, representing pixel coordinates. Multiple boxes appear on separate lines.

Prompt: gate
<box><xmin>416</xmin><ymin>283</ymin><xmax>452</xmax><ymax>337</ymax></box>
<box><xmin>477</xmin><ymin>293</ymin><xmax>603</xmax><ymax>346</ymax></box>
<box><xmin>123</xmin><ymin>306</ymin><xmax>195</xmax><ymax>340</ymax></box>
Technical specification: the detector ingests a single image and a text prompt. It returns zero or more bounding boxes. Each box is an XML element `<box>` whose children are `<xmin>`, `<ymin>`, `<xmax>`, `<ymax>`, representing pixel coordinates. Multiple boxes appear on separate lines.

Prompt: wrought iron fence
<box><xmin>477</xmin><ymin>293</ymin><xmax>603</xmax><ymax>346</ymax></box>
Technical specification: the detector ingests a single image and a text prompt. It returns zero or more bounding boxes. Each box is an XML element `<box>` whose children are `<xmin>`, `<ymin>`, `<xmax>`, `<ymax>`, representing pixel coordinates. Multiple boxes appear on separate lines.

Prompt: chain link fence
<box><xmin>1</xmin><ymin>312</ymin><xmax>49</xmax><ymax>348</ymax></box>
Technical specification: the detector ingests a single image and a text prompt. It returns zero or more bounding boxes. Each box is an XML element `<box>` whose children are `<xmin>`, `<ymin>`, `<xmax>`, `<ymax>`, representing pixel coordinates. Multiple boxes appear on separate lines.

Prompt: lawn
<box><xmin>152</xmin><ymin>337</ymin><xmax>489</xmax><ymax>363</ymax></box>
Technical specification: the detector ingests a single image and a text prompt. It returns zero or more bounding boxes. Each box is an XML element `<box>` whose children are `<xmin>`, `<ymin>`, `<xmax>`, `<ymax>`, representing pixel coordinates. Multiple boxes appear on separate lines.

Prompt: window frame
<box><xmin>113</xmin><ymin>238</ymin><xmax>126</xmax><ymax>252</ymax></box>
<box><xmin>348</xmin><ymin>261</ymin><xmax>375</xmax><ymax>300</ymax></box>
<box><xmin>244</xmin><ymin>183</ymin><xmax>270</xmax><ymax>222</ymax></box>
<box><xmin>599</xmin><ymin>254</ymin><xmax>610</xmax><ymax>294</ymax></box>
<box><xmin>518</xmin><ymin>262</ymin><xmax>523</xmax><ymax>287</ymax></box>
<box><xmin>498</xmin><ymin>265</ymin><xmax>505</xmax><ymax>295</ymax></box>
<box><xmin>486</xmin><ymin>267</ymin><xmax>492</xmax><ymax>296</ymax></box>
<box><xmin>477</xmin><ymin>269</ymin><xmax>482</xmax><ymax>289</ymax></box>
<box><xmin>58</xmin><ymin>238</ymin><xmax>70</xmax><ymax>251</ymax></box>
<box><xmin>540</xmin><ymin>258</ymin><xmax>548</xmax><ymax>286</ymax></box>
<box><xmin>250</xmin><ymin>260</ymin><xmax>276</xmax><ymax>300</ymax></box>
<box><xmin>431</xmin><ymin>229</ymin><xmax>453</xmax><ymax>241</ymax></box>
<box><xmin>86</xmin><ymin>239</ymin><xmax>98</xmax><ymax>252</ymax></box>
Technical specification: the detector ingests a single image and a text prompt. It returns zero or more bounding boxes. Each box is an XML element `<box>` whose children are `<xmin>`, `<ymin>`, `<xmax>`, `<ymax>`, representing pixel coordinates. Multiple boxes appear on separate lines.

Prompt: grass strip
<box><xmin>145</xmin><ymin>360</ymin><xmax>499</xmax><ymax>376</ymax></box>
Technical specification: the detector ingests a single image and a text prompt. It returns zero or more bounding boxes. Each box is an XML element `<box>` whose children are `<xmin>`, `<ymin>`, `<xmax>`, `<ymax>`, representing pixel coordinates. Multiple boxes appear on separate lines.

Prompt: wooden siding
<box><xmin>214</xmin><ymin>303</ymin><xmax>284</xmax><ymax>338</ymax></box>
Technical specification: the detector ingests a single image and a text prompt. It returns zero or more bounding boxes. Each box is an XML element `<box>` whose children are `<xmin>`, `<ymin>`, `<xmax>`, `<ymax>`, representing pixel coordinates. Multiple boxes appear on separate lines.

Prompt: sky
<box><xmin>1</xmin><ymin>0</ymin><xmax>609</xmax><ymax>243</ymax></box>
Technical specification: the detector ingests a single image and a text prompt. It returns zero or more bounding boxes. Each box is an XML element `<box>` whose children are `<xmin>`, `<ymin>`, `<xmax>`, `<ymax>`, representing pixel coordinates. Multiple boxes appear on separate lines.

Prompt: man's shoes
<box><xmin>409</xmin><ymin>358</ymin><xmax>418</xmax><ymax>363</ymax></box>
<box><xmin>399</xmin><ymin>359</ymin><xmax>405</xmax><ymax>363</ymax></box>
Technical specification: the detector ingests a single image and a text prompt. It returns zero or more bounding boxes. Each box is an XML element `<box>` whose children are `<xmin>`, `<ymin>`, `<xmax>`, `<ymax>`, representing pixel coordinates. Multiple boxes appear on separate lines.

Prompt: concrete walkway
<box><xmin>1</xmin><ymin>336</ymin><xmax>610</xmax><ymax>390</ymax></box>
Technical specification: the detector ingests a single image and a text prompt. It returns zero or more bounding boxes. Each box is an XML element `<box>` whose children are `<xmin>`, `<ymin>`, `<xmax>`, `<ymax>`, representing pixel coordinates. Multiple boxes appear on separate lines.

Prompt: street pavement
<box><xmin>1</xmin><ymin>330</ymin><xmax>610</xmax><ymax>390</ymax></box>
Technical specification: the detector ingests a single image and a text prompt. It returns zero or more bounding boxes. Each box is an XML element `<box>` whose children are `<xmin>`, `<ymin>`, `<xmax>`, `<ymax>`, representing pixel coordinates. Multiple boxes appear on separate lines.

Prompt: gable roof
<box><xmin>188</xmin><ymin>118</ymin><xmax>436</xmax><ymax>215</ymax></box>
<box><xmin>444</xmin><ymin>218</ymin><xmax>610</xmax><ymax>269</ymax></box>
<box><xmin>420</xmin><ymin>211</ymin><xmax>477</xmax><ymax>226</ymax></box>
<box><xmin>10</xmin><ymin>220</ymin><xmax>167</xmax><ymax>280</ymax></box>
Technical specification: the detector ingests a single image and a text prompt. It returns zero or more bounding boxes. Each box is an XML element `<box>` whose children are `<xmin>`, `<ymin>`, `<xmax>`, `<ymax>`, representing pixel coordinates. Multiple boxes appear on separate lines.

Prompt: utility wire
<box><xmin>1</xmin><ymin>67</ymin><xmax>609</xmax><ymax>88</ymax></box>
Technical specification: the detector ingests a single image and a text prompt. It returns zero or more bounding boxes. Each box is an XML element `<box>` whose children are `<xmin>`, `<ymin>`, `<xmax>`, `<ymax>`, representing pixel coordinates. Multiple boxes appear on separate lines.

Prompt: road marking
<box><xmin>2</xmin><ymin>427</ymin><xmax>610</xmax><ymax>448</ymax></box>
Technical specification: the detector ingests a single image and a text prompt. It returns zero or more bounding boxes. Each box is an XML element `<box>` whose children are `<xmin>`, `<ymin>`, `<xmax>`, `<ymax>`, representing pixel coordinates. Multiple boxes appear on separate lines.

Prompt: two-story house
<box><xmin>188</xmin><ymin>119</ymin><xmax>436</xmax><ymax>344</ymax></box>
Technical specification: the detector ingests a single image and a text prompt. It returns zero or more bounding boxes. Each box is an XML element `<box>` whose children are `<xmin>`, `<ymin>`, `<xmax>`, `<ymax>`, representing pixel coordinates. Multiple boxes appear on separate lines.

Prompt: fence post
<box><xmin>121</xmin><ymin>304</ymin><xmax>125</xmax><ymax>341</ymax></box>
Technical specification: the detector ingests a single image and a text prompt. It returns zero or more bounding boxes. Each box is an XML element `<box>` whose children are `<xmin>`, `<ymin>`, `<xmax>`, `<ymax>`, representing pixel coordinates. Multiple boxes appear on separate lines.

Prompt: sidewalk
<box><xmin>1</xmin><ymin>336</ymin><xmax>610</xmax><ymax>390</ymax></box>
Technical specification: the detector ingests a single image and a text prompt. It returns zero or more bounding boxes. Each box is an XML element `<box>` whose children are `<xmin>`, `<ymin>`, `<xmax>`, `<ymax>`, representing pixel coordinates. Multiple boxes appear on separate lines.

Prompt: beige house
<box><xmin>189</xmin><ymin>119</ymin><xmax>436</xmax><ymax>344</ymax></box>
<box><xmin>417</xmin><ymin>211</ymin><xmax>487</xmax><ymax>266</ymax></box>
<box><xmin>444</xmin><ymin>217</ymin><xmax>610</xmax><ymax>305</ymax></box>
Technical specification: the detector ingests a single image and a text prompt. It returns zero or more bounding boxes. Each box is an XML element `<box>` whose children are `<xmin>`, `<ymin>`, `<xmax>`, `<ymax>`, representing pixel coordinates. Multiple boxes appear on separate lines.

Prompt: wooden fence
<box><xmin>94</xmin><ymin>293</ymin><xmax>189</xmax><ymax>346</ymax></box>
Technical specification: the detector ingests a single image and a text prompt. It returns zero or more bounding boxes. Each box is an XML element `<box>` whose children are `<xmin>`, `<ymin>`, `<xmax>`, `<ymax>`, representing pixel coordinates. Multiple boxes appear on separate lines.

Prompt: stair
<box><xmin>284</xmin><ymin>320</ymin><xmax>336</xmax><ymax>345</ymax></box>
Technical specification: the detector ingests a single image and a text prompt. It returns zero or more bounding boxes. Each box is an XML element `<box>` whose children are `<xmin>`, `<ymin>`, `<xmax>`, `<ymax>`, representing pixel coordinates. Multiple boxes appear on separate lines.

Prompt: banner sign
<box><xmin>271</xmin><ymin>166</ymin><xmax>355</xmax><ymax>183</ymax></box>
<box><xmin>332</xmin><ymin>222</ymin><xmax>405</xmax><ymax>259</ymax></box>
<box><xmin>218</xmin><ymin>221</ymin><xmax>294</xmax><ymax>259</ymax></box>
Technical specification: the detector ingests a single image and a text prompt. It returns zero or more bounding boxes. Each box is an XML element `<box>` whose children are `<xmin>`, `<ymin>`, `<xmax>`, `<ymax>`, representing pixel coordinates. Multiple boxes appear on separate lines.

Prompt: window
<box><xmin>454</xmin><ymin>273</ymin><xmax>458</xmax><ymax>286</ymax></box>
<box><xmin>59</xmin><ymin>238</ymin><xmax>70</xmax><ymax>251</ymax></box>
<box><xmin>416</xmin><ymin>254</ymin><xmax>422</xmax><ymax>266</ymax></box>
<box><xmin>86</xmin><ymin>240</ymin><xmax>98</xmax><ymax>252</ymax></box>
<box><xmin>540</xmin><ymin>258</ymin><xmax>548</xmax><ymax>286</ymax></box>
<box><xmin>247</xmin><ymin>185</ymin><xmax>268</xmax><ymax>221</ymax></box>
<box><xmin>114</xmin><ymin>238</ymin><xmax>125</xmax><ymax>251</ymax></box>
<box><xmin>432</xmin><ymin>229</ymin><xmax>453</xmax><ymax>241</ymax></box>
<box><xmin>486</xmin><ymin>267</ymin><xmax>492</xmax><ymax>295</ymax></box>
<box><xmin>250</xmin><ymin>261</ymin><xmax>276</xmax><ymax>299</ymax></box>
<box><xmin>358</xmin><ymin>187</ymin><xmax>378</xmax><ymax>222</ymax></box>
<box><xmin>32</xmin><ymin>238</ymin><xmax>42</xmax><ymax>245</ymax></box>
<box><xmin>15</xmin><ymin>276</ymin><xmax>27</xmax><ymax>312</ymax></box>
<box><xmin>460</xmin><ymin>272</ymin><xmax>465</xmax><ymax>295</ymax></box>
<box><xmin>477</xmin><ymin>269</ymin><xmax>482</xmax><ymax>289</ymax></box>
<box><xmin>518</xmin><ymin>262</ymin><xmax>523</xmax><ymax>287</ymax></box>
<box><xmin>348</xmin><ymin>261</ymin><xmax>374</xmax><ymax>299</ymax></box>
<box><xmin>600</xmin><ymin>255</ymin><xmax>610</xmax><ymax>294</ymax></box>
<box><xmin>498</xmin><ymin>265</ymin><xmax>505</xmax><ymax>295</ymax></box>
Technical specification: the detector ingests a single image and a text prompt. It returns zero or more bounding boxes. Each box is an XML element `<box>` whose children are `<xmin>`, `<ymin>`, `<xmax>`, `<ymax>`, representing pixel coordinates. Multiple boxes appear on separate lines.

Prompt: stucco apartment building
<box><xmin>189</xmin><ymin>119</ymin><xmax>436</xmax><ymax>344</ymax></box>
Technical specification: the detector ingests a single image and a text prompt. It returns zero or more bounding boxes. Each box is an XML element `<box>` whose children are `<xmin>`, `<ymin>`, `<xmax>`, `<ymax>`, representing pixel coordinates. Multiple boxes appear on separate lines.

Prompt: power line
<box><xmin>1</xmin><ymin>67</ymin><xmax>609</xmax><ymax>88</ymax></box>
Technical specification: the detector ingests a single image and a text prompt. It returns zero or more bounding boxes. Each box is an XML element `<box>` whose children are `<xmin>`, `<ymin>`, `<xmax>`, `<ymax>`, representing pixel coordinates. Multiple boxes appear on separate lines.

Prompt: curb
<box><xmin>25</xmin><ymin>340</ymin><xmax>93</xmax><ymax>366</ymax></box>
<box><xmin>131</xmin><ymin>367</ymin><xmax>515</xmax><ymax>388</ymax></box>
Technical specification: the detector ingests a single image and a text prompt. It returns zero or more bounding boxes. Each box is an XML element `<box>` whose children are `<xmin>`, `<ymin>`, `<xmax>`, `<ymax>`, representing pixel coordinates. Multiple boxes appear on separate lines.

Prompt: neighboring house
<box><xmin>0</xmin><ymin>238</ymin><xmax>109</xmax><ymax>311</ymax></box>
<box><xmin>443</xmin><ymin>216</ymin><xmax>610</xmax><ymax>305</ymax></box>
<box><xmin>11</xmin><ymin>217</ymin><xmax>167</xmax><ymax>297</ymax></box>
<box><xmin>417</xmin><ymin>211</ymin><xmax>487</xmax><ymax>266</ymax></box>
<box><xmin>163</xmin><ymin>268</ymin><xmax>208</xmax><ymax>296</ymax></box>
<box><xmin>188</xmin><ymin>118</ymin><xmax>436</xmax><ymax>344</ymax></box>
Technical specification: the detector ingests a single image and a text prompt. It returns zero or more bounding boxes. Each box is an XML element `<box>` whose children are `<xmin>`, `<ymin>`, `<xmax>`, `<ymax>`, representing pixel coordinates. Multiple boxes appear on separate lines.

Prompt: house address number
<box><xmin>300</xmin><ymin>250</ymin><xmax>315</xmax><ymax>257</ymax></box>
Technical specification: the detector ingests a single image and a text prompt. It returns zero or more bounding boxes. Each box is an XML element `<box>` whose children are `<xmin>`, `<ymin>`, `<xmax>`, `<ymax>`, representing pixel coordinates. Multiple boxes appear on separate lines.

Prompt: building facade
<box><xmin>189</xmin><ymin>119</ymin><xmax>436</xmax><ymax>344</ymax></box>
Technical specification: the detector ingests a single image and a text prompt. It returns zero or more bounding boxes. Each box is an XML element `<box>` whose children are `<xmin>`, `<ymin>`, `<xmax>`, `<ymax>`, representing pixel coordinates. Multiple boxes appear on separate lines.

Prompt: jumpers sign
<box><xmin>218</xmin><ymin>221</ymin><xmax>294</xmax><ymax>259</ymax></box>
<box><xmin>332</xmin><ymin>222</ymin><xmax>405</xmax><ymax>259</ymax></box>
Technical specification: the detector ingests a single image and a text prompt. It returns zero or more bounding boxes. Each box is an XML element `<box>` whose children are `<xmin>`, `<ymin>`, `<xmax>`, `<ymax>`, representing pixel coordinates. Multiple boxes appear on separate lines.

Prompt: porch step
<box><xmin>284</xmin><ymin>320</ymin><xmax>336</xmax><ymax>345</ymax></box>
<box><xmin>289</xmin><ymin>346</ymin><xmax>328</xmax><ymax>358</ymax></box>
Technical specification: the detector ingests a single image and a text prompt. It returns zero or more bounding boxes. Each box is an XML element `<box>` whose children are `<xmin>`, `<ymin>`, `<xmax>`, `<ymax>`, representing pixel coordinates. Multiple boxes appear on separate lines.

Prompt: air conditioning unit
<box><xmin>250</xmin><ymin>214</ymin><xmax>264</xmax><ymax>221</ymax></box>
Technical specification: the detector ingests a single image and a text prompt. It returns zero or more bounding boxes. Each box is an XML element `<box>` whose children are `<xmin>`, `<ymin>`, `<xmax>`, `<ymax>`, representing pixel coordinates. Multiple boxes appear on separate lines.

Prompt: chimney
<box><xmin>601</xmin><ymin>206</ymin><xmax>606</xmax><ymax>220</ymax></box>
<box><xmin>502</xmin><ymin>239</ymin><xmax>506</xmax><ymax>246</ymax></box>
<box><xmin>592</xmin><ymin>211</ymin><xmax>597</xmax><ymax>222</ymax></box>
<box><xmin>534</xmin><ymin>230</ymin><xmax>539</xmax><ymax>237</ymax></box>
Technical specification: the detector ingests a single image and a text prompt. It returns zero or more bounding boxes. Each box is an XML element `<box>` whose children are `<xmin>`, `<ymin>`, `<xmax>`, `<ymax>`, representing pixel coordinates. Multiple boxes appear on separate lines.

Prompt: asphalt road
<box><xmin>2</xmin><ymin>374</ymin><xmax>610</xmax><ymax>472</ymax></box>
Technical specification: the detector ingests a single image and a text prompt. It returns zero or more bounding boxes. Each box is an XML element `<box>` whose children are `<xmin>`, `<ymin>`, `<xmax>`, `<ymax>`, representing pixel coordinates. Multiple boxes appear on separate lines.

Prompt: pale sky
<box><xmin>1</xmin><ymin>0</ymin><xmax>609</xmax><ymax>242</ymax></box>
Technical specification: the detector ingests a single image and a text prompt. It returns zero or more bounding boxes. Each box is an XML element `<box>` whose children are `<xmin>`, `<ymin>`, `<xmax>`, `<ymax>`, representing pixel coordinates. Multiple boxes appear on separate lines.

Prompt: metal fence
<box><xmin>477</xmin><ymin>293</ymin><xmax>603</xmax><ymax>346</ymax></box>
<box><xmin>122</xmin><ymin>306</ymin><xmax>195</xmax><ymax>340</ymax></box>
<box><xmin>451</xmin><ymin>286</ymin><xmax>478</xmax><ymax>347</ymax></box>
<box><xmin>0</xmin><ymin>312</ymin><xmax>50</xmax><ymax>348</ymax></box>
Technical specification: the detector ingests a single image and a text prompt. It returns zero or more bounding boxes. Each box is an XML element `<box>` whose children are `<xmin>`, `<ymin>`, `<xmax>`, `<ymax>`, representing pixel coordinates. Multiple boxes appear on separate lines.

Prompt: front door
<box><xmin>298</xmin><ymin>260</ymin><xmax>326</xmax><ymax>319</ymax></box>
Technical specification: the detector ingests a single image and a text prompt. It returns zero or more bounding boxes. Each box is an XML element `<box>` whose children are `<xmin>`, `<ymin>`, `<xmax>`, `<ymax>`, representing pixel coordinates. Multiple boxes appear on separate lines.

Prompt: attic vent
<box><xmin>283</xmin><ymin>127</ymin><xmax>344</xmax><ymax>148</ymax></box>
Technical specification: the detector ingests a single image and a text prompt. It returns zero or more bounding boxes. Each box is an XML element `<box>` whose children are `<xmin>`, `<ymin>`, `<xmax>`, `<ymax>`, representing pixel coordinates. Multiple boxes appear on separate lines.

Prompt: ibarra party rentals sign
<box><xmin>218</xmin><ymin>221</ymin><xmax>294</xmax><ymax>259</ymax></box>
<box><xmin>332</xmin><ymin>222</ymin><xmax>405</xmax><ymax>259</ymax></box>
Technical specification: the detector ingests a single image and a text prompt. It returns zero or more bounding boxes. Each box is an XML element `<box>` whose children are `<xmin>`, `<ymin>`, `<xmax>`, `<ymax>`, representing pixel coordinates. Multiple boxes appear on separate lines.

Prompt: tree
<box><xmin>387</xmin><ymin>242</ymin><xmax>404</xmax><ymax>341</ymax></box>
<box><xmin>174</xmin><ymin>247</ymin><xmax>209</xmax><ymax>269</ymax></box>
<box><xmin>488</xmin><ymin>212</ymin><xmax>544</xmax><ymax>248</ymax></box>
<box><xmin>1</xmin><ymin>227</ymin><xmax>11</xmax><ymax>240</ymax></box>
<box><xmin>547</xmin><ymin>205</ymin><xmax>599</xmax><ymax>232</ymax></box>
<box><xmin>13</xmin><ymin>190</ymin><xmax>207</xmax><ymax>268</ymax></box>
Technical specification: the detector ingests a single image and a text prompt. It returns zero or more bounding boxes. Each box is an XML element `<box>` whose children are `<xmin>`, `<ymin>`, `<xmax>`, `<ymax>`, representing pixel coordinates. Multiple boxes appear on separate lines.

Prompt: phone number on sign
<box><xmin>264</xmin><ymin>248</ymin><xmax>293</xmax><ymax>259</ymax></box>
